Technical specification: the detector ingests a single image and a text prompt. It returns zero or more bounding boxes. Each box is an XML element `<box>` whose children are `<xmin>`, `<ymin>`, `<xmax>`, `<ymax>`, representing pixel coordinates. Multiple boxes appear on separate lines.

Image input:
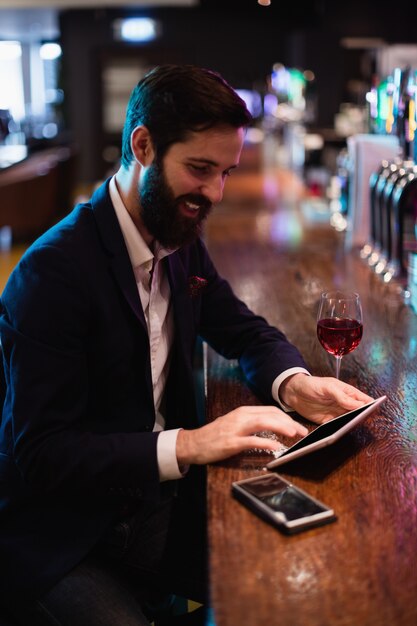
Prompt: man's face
<box><xmin>138</xmin><ymin>125</ymin><xmax>244</xmax><ymax>248</ymax></box>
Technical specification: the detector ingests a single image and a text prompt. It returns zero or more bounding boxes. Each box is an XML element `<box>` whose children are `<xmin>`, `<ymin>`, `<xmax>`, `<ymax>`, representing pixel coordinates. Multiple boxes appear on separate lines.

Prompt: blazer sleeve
<box><xmin>195</xmin><ymin>239</ymin><xmax>309</xmax><ymax>401</ymax></box>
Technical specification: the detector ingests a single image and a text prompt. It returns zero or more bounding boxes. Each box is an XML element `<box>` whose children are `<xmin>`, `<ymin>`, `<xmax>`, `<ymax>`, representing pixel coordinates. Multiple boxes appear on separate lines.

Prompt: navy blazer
<box><xmin>0</xmin><ymin>179</ymin><xmax>307</xmax><ymax>599</ymax></box>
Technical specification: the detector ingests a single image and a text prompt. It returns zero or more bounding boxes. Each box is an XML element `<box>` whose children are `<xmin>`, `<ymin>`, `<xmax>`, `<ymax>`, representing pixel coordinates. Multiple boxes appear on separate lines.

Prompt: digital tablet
<box><xmin>266</xmin><ymin>395</ymin><xmax>386</xmax><ymax>469</ymax></box>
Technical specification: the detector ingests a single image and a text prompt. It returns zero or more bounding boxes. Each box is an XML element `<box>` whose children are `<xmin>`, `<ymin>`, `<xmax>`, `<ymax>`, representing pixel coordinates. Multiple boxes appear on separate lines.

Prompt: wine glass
<box><xmin>317</xmin><ymin>291</ymin><xmax>363</xmax><ymax>379</ymax></box>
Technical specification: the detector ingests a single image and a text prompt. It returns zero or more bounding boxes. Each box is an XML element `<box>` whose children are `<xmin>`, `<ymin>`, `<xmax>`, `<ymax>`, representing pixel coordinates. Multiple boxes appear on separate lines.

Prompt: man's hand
<box><xmin>279</xmin><ymin>373</ymin><xmax>373</xmax><ymax>424</ymax></box>
<box><xmin>176</xmin><ymin>406</ymin><xmax>308</xmax><ymax>466</ymax></box>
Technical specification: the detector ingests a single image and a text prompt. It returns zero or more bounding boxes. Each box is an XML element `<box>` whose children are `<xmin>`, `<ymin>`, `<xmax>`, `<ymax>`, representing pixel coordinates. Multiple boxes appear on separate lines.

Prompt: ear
<box><xmin>130</xmin><ymin>126</ymin><xmax>155</xmax><ymax>167</ymax></box>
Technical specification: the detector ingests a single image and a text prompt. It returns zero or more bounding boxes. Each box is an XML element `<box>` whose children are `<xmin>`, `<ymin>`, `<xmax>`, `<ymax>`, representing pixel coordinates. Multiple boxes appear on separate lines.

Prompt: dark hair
<box><xmin>121</xmin><ymin>64</ymin><xmax>252</xmax><ymax>169</ymax></box>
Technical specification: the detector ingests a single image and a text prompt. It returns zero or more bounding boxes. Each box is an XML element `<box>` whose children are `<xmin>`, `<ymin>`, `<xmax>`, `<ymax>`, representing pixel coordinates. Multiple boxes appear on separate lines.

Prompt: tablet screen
<box><xmin>279</xmin><ymin>403</ymin><xmax>373</xmax><ymax>456</ymax></box>
<box><xmin>267</xmin><ymin>397</ymin><xmax>385</xmax><ymax>467</ymax></box>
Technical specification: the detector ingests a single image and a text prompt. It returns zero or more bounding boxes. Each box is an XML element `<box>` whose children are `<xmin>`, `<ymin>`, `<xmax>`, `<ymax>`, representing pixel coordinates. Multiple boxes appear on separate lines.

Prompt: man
<box><xmin>0</xmin><ymin>65</ymin><xmax>371</xmax><ymax>625</ymax></box>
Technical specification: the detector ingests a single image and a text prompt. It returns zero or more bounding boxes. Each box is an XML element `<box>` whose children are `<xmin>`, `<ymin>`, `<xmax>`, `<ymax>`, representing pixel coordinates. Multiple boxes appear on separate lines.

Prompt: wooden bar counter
<box><xmin>204</xmin><ymin>171</ymin><xmax>417</xmax><ymax>626</ymax></box>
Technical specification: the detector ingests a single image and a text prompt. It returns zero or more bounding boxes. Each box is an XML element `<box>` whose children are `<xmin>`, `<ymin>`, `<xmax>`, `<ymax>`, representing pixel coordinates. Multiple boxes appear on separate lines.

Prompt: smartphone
<box><xmin>232</xmin><ymin>473</ymin><xmax>336</xmax><ymax>534</ymax></box>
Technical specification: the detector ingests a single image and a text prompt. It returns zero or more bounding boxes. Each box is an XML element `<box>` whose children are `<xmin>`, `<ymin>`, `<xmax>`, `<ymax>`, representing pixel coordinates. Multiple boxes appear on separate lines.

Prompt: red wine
<box><xmin>317</xmin><ymin>317</ymin><xmax>363</xmax><ymax>357</ymax></box>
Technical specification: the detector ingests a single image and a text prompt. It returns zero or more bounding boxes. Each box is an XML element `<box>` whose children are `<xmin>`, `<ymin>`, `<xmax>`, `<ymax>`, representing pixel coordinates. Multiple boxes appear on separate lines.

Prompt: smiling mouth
<box><xmin>179</xmin><ymin>199</ymin><xmax>207</xmax><ymax>219</ymax></box>
<box><xmin>186</xmin><ymin>200</ymin><xmax>200</xmax><ymax>212</ymax></box>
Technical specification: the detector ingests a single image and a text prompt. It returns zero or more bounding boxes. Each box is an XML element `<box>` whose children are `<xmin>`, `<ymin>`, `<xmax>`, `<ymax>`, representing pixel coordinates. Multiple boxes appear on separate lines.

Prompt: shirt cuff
<box><xmin>272</xmin><ymin>367</ymin><xmax>311</xmax><ymax>412</ymax></box>
<box><xmin>157</xmin><ymin>428</ymin><xmax>187</xmax><ymax>482</ymax></box>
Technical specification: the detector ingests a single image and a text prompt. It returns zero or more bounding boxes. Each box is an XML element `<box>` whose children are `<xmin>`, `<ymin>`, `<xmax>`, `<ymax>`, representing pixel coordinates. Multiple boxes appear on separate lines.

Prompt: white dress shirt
<box><xmin>110</xmin><ymin>176</ymin><xmax>183</xmax><ymax>481</ymax></box>
<box><xmin>109</xmin><ymin>176</ymin><xmax>310</xmax><ymax>481</ymax></box>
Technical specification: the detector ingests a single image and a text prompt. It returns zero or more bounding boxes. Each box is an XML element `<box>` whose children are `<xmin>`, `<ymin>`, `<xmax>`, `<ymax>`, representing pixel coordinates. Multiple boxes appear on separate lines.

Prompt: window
<box><xmin>0</xmin><ymin>41</ymin><xmax>25</xmax><ymax>121</ymax></box>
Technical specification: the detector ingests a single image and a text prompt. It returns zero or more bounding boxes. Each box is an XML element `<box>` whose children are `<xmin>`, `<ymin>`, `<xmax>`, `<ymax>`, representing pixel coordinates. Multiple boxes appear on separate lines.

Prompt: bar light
<box><xmin>113</xmin><ymin>18</ymin><xmax>159</xmax><ymax>43</ymax></box>
<box><xmin>40</xmin><ymin>43</ymin><xmax>62</xmax><ymax>60</ymax></box>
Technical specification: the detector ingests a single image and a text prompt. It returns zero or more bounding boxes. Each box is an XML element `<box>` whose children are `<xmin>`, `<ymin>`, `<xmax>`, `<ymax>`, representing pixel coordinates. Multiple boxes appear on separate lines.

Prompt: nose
<box><xmin>200</xmin><ymin>176</ymin><xmax>225</xmax><ymax>205</ymax></box>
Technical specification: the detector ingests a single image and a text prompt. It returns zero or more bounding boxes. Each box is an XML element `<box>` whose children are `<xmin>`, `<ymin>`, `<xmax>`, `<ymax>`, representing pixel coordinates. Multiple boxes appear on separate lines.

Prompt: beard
<box><xmin>139</xmin><ymin>160</ymin><xmax>212</xmax><ymax>249</ymax></box>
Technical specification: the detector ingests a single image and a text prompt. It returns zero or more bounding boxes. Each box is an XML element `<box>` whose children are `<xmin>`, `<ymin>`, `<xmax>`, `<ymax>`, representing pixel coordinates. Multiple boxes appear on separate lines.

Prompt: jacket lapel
<box><xmin>166</xmin><ymin>252</ymin><xmax>195</xmax><ymax>347</ymax></box>
<box><xmin>90</xmin><ymin>180</ymin><xmax>147</xmax><ymax>332</ymax></box>
<box><xmin>165</xmin><ymin>252</ymin><xmax>199</xmax><ymax>429</ymax></box>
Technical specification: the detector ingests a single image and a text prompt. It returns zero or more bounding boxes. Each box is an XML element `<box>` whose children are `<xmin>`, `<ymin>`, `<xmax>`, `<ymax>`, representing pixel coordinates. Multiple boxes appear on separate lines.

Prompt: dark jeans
<box><xmin>6</xmin><ymin>473</ymin><xmax>208</xmax><ymax>626</ymax></box>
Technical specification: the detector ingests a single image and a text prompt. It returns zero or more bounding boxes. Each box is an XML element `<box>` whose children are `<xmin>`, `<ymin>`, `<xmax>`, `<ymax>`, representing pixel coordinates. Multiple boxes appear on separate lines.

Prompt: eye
<box><xmin>189</xmin><ymin>164</ymin><xmax>210</xmax><ymax>176</ymax></box>
<box><xmin>223</xmin><ymin>168</ymin><xmax>233</xmax><ymax>178</ymax></box>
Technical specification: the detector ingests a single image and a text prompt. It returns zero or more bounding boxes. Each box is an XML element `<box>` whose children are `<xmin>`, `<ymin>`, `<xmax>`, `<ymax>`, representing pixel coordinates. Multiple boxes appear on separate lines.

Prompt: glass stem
<box><xmin>335</xmin><ymin>356</ymin><xmax>342</xmax><ymax>379</ymax></box>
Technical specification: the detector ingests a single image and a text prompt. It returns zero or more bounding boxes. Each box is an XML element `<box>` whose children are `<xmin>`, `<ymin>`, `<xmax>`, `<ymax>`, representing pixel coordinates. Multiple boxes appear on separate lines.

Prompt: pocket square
<box><xmin>188</xmin><ymin>275</ymin><xmax>208</xmax><ymax>298</ymax></box>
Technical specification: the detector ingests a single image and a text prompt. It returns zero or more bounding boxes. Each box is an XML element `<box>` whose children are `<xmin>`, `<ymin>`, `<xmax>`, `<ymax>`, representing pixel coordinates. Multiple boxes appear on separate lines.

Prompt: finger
<box><xmin>315</xmin><ymin>379</ymin><xmax>372</xmax><ymax>407</ymax></box>
<box><xmin>238</xmin><ymin>413</ymin><xmax>308</xmax><ymax>438</ymax></box>
<box><xmin>336</xmin><ymin>380</ymin><xmax>373</xmax><ymax>400</ymax></box>
<box><xmin>235</xmin><ymin>405</ymin><xmax>289</xmax><ymax>415</ymax></box>
<box><xmin>236</xmin><ymin>405</ymin><xmax>302</xmax><ymax>423</ymax></box>
<box><xmin>331</xmin><ymin>388</ymin><xmax>373</xmax><ymax>409</ymax></box>
<box><xmin>240</xmin><ymin>435</ymin><xmax>296</xmax><ymax>453</ymax></box>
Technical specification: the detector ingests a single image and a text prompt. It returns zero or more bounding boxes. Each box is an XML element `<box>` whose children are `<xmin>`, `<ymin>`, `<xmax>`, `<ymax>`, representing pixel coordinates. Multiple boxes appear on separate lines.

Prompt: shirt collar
<box><xmin>109</xmin><ymin>175</ymin><xmax>175</xmax><ymax>269</ymax></box>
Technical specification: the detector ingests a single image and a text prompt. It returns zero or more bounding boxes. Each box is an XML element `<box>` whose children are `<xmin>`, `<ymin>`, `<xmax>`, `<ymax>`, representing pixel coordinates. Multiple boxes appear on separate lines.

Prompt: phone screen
<box><xmin>239</xmin><ymin>474</ymin><xmax>328</xmax><ymax>520</ymax></box>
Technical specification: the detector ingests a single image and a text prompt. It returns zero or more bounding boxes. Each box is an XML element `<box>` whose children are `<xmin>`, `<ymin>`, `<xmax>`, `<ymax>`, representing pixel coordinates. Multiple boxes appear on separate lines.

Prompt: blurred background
<box><xmin>1</xmin><ymin>0</ymin><xmax>417</xmax><ymax>247</ymax></box>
